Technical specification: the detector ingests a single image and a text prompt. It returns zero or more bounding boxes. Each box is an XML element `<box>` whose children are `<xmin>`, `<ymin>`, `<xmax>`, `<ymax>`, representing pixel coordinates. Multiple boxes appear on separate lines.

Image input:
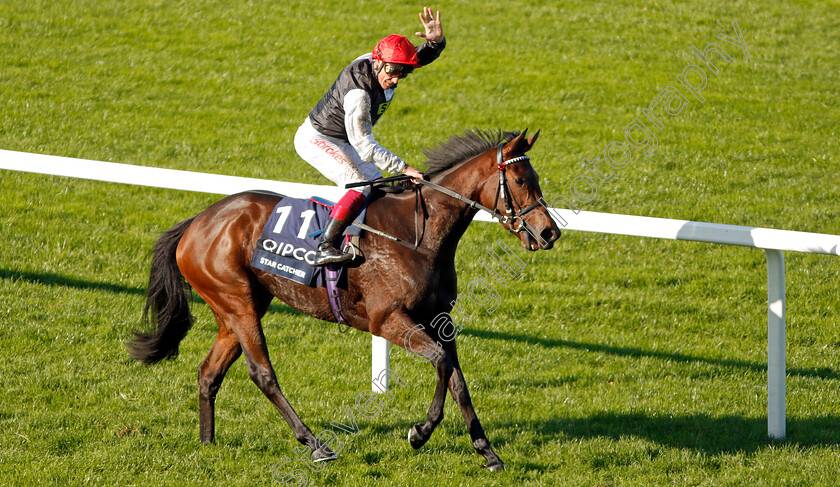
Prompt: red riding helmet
<box><xmin>372</xmin><ymin>35</ymin><xmax>420</xmax><ymax>66</ymax></box>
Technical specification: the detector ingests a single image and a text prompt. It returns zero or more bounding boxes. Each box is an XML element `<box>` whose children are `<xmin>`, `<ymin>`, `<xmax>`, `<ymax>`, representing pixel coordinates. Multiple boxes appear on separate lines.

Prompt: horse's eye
<box><xmin>514</xmin><ymin>177</ymin><xmax>525</xmax><ymax>185</ymax></box>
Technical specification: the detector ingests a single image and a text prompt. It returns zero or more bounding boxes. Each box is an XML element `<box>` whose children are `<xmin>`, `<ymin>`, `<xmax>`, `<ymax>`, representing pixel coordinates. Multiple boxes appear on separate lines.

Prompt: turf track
<box><xmin>1</xmin><ymin>1</ymin><xmax>839</xmax><ymax>485</ymax></box>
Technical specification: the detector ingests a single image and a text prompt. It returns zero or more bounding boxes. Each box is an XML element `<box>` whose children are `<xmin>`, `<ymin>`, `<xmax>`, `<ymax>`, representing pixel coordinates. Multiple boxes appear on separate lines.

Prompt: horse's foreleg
<box><xmin>444</xmin><ymin>342</ymin><xmax>505</xmax><ymax>471</ymax></box>
<box><xmin>378</xmin><ymin>312</ymin><xmax>454</xmax><ymax>450</ymax></box>
<box><xmin>198</xmin><ymin>327</ymin><xmax>242</xmax><ymax>443</ymax></box>
<box><xmin>407</xmin><ymin>348</ymin><xmax>454</xmax><ymax>450</ymax></box>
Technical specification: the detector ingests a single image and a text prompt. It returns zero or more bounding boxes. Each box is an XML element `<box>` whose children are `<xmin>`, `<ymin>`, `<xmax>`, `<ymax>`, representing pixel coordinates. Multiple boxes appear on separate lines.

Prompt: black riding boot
<box><xmin>313</xmin><ymin>217</ymin><xmax>354</xmax><ymax>266</ymax></box>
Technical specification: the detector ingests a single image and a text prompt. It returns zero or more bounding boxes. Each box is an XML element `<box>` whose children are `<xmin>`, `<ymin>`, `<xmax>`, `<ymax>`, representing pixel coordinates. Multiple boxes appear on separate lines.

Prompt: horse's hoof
<box><xmin>485</xmin><ymin>462</ymin><xmax>506</xmax><ymax>472</ymax></box>
<box><xmin>407</xmin><ymin>424</ymin><xmax>427</xmax><ymax>450</ymax></box>
<box><xmin>311</xmin><ymin>446</ymin><xmax>338</xmax><ymax>463</ymax></box>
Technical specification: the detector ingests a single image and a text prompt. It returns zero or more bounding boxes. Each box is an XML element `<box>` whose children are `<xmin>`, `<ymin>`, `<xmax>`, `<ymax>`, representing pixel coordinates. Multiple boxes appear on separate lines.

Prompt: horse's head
<box><xmin>422</xmin><ymin>128</ymin><xmax>561</xmax><ymax>251</ymax></box>
<box><xmin>484</xmin><ymin>130</ymin><xmax>561</xmax><ymax>251</ymax></box>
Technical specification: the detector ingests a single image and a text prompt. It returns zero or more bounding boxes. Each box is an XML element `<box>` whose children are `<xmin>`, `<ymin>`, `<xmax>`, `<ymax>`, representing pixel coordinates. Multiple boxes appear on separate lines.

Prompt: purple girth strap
<box><xmin>325</xmin><ymin>265</ymin><xmax>349</xmax><ymax>327</ymax></box>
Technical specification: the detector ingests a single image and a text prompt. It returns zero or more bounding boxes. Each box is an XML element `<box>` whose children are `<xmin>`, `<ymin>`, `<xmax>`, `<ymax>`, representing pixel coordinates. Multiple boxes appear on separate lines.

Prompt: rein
<box><xmin>346</xmin><ymin>143</ymin><xmax>544</xmax><ymax>251</ymax></box>
<box><xmin>417</xmin><ymin>143</ymin><xmax>541</xmax><ymax>234</ymax></box>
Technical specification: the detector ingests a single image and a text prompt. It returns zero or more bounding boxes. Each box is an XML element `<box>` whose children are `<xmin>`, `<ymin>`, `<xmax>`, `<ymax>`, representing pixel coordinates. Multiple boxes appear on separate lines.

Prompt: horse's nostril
<box><xmin>541</xmin><ymin>228</ymin><xmax>558</xmax><ymax>243</ymax></box>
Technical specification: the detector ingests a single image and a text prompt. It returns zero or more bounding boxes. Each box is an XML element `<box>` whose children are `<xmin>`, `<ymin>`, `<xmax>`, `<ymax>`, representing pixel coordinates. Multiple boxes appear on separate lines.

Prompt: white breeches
<box><xmin>294</xmin><ymin>118</ymin><xmax>382</xmax><ymax>193</ymax></box>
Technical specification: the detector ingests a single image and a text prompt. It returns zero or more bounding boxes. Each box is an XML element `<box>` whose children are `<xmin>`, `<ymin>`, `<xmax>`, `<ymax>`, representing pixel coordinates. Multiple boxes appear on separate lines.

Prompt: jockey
<box><xmin>294</xmin><ymin>7</ymin><xmax>446</xmax><ymax>266</ymax></box>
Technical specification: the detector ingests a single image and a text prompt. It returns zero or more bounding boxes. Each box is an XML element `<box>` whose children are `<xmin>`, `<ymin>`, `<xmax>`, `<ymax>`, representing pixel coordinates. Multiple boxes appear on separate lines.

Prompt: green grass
<box><xmin>2</xmin><ymin>0</ymin><xmax>840</xmax><ymax>485</ymax></box>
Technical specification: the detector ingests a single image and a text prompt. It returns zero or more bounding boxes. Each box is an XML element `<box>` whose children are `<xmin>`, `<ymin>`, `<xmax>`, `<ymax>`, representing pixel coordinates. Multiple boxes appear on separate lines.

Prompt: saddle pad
<box><xmin>251</xmin><ymin>196</ymin><xmax>364</xmax><ymax>286</ymax></box>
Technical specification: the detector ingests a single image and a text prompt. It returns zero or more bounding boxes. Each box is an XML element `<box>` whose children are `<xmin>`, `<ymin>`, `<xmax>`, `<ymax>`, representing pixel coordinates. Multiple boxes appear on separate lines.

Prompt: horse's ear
<box><xmin>527</xmin><ymin>129</ymin><xmax>540</xmax><ymax>148</ymax></box>
<box><xmin>504</xmin><ymin>130</ymin><xmax>530</xmax><ymax>155</ymax></box>
<box><xmin>504</xmin><ymin>129</ymin><xmax>539</xmax><ymax>155</ymax></box>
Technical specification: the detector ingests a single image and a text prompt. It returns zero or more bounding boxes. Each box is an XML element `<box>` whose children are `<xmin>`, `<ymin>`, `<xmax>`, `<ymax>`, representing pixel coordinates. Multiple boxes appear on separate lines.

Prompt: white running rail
<box><xmin>3</xmin><ymin>148</ymin><xmax>839</xmax><ymax>439</ymax></box>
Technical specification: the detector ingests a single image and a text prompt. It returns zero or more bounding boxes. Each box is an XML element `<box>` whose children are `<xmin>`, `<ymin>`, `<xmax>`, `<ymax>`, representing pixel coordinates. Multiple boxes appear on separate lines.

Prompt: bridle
<box><xmin>492</xmin><ymin>143</ymin><xmax>546</xmax><ymax>233</ymax></box>
<box><xmin>416</xmin><ymin>143</ymin><xmax>545</xmax><ymax>235</ymax></box>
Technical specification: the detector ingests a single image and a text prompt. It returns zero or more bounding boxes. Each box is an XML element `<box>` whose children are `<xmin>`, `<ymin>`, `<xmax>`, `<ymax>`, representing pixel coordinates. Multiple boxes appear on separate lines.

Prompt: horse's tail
<box><xmin>128</xmin><ymin>216</ymin><xmax>197</xmax><ymax>365</ymax></box>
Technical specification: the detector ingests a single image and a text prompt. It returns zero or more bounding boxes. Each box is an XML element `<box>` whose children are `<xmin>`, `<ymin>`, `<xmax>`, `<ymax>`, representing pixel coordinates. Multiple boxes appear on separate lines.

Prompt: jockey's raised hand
<box><xmin>416</xmin><ymin>7</ymin><xmax>444</xmax><ymax>44</ymax></box>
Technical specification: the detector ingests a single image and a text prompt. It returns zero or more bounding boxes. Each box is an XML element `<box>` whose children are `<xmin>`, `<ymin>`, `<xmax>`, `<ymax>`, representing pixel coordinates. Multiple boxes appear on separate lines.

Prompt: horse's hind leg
<box><xmin>197</xmin><ymin>285</ymin><xmax>272</xmax><ymax>444</ymax></box>
<box><xmin>190</xmin><ymin>277</ymin><xmax>335</xmax><ymax>461</ymax></box>
<box><xmin>205</xmin><ymin>299</ymin><xmax>336</xmax><ymax>461</ymax></box>
<box><xmin>198</xmin><ymin>324</ymin><xmax>242</xmax><ymax>443</ymax></box>
<box><xmin>231</xmin><ymin>311</ymin><xmax>336</xmax><ymax>462</ymax></box>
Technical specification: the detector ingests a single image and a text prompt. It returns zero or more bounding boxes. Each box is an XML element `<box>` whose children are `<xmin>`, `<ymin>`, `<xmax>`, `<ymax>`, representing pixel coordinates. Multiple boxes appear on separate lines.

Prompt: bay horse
<box><xmin>128</xmin><ymin>129</ymin><xmax>560</xmax><ymax>472</ymax></box>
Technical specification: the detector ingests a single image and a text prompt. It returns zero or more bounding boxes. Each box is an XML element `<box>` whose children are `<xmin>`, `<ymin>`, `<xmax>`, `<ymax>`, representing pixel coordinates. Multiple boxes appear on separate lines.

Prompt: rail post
<box><xmin>766</xmin><ymin>249</ymin><xmax>786</xmax><ymax>439</ymax></box>
<box><xmin>372</xmin><ymin>336</ymin><xmax>390</xmax><ymax>393</ymax></box>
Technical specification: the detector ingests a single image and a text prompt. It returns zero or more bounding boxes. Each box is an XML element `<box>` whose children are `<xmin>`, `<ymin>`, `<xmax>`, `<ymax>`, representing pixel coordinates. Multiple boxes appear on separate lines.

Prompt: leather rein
<box><xmin>347</xmin><ymin>143</ymin><xmax>543</xmax><ymax>251</ymax></box>
<box><xmin>415</xmin><ymin>143</ymin><xmax>542</xmax><ymax>234</ymax></box>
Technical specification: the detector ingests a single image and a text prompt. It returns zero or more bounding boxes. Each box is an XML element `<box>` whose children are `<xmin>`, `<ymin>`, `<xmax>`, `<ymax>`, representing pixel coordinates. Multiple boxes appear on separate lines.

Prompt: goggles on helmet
<box><xmin>382</xmin><ymin>62</ymin><xmax>414</xmax><ymax>79</ymax></box>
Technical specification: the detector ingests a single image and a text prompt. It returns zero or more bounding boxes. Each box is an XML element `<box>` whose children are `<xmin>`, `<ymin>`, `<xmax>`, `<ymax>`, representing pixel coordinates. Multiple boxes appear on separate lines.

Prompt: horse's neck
<box><xmin>365</xmin><ymin>153</ymin><xmax>493</xmax><ymax>261</ymax></box>
<box><xmin>414</xmin><ymin>154</ymin><xmax>495</xmax><ymax>259</ymax></box>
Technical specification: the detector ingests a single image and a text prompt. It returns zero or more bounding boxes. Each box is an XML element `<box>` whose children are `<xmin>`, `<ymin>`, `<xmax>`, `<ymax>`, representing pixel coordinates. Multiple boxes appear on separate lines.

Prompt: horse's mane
<box><xmin>423</xmin><ymin>129</ymin><xmax>521</xmax><ymax>178</ymax></box>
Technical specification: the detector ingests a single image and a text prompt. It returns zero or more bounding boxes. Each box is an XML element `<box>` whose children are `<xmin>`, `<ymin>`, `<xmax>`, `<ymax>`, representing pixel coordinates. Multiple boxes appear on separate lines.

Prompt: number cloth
<box><xmin>251</xmin><ymin>197</ymin><xmax>365</xmax><ymax>286</ymax></box>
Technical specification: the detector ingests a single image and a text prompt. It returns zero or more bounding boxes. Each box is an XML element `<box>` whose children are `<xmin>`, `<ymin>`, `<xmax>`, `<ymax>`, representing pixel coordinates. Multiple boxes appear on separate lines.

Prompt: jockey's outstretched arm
<box><xmin>344</xmin><ymin>90</ymin><xmax>424</xmax><ymax>181</ymax></box>
<box><xmin>343</xmin><ymin>90</ymin><xmax>406</xmax><ymax>176</ymax></box>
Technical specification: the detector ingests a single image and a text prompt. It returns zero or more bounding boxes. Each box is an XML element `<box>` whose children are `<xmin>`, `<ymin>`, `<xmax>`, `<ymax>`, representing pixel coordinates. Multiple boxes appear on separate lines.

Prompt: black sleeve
<box><xmin>416</xmin><ymin>38</ymin><xmax>447</xmax><ymax>66</ymax></box>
